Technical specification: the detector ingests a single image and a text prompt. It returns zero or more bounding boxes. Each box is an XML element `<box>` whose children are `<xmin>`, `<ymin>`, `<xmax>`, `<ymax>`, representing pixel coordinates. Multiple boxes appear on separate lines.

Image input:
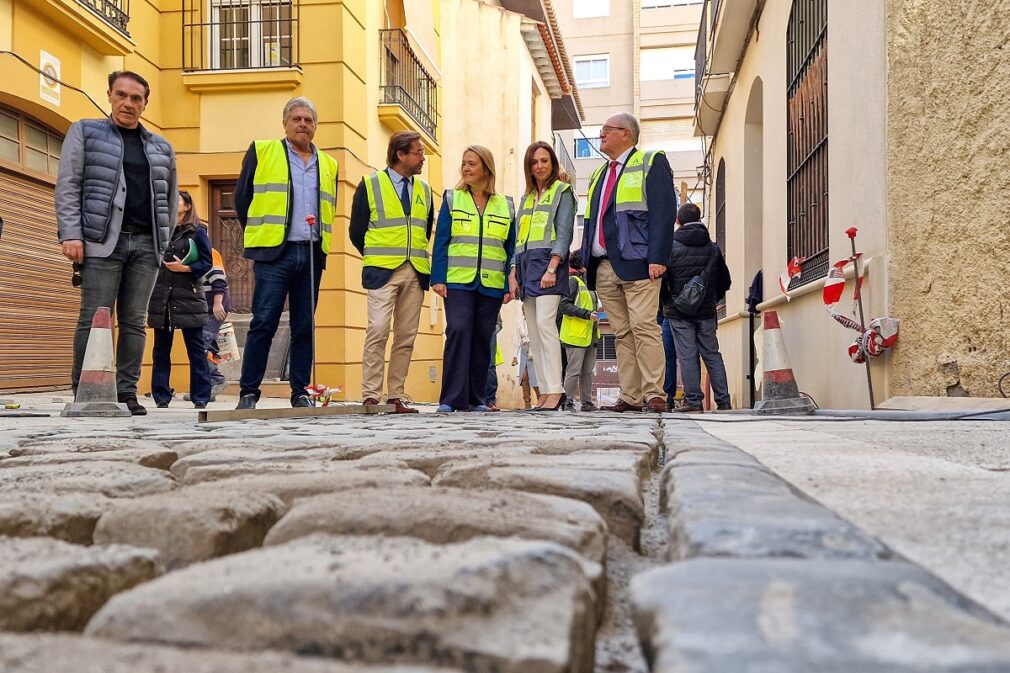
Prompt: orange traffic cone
<box><xmin>754</xmin><ymin>311</ymin><xmax>815</xmax><ymax>415</ymax></box>
<box><xmin>61</xmin><ymin>307</ymin><xmax>131</xmax><ymax>417</ymax></box>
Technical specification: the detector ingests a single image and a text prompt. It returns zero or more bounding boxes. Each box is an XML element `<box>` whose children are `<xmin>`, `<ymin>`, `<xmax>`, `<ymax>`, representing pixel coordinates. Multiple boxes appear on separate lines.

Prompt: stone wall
<box><xmin>887</xmin><ymin>0</ymin><xmax>1010</xmax><ymax>397</ymax></box>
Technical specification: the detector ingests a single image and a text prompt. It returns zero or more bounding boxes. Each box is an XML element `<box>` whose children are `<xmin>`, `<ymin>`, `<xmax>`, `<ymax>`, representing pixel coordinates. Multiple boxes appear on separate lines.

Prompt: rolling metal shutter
<box><xmin>0</xmin><ymin>167</ymin><xmax>78</xmax><ymax>390</ymax></box>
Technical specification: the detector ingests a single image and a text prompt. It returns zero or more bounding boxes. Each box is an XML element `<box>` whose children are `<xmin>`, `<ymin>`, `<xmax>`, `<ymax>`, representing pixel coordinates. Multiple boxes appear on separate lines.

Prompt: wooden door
<box><xmin>208</xmin><ymin>181</ymin><xmax>253</xmax><ymax>312</ymax></box>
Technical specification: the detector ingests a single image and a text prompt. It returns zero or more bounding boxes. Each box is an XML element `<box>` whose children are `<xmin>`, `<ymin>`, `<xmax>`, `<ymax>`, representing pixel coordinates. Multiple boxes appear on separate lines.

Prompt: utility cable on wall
<box><xmin>1</xmin><ymin>50</ymin><xmax>109</xmax><ymax>116</ymax></box>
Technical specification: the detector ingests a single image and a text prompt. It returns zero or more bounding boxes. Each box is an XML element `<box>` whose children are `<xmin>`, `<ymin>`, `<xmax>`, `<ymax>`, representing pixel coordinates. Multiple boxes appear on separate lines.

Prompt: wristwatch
<box><xmin>546</xmin><ymin>267</ymin><xmax>557</xmax><ymax>274</ymax></box>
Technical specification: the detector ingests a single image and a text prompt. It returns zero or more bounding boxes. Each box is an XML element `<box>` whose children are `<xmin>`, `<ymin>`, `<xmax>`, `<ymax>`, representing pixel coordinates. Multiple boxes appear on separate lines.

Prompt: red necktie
<box><xmin>598</xmin><ymin>160</ymin><xmax>618</xmax><ymax>249</ymax></box>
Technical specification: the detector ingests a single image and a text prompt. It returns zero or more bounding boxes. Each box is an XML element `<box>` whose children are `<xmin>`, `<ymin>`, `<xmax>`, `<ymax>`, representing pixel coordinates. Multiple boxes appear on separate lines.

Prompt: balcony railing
<box><xmin>379</xmin><ymin>29</ymin><xmax>438</xmax><ymax>139</ymax></box>
<box><xmin>694</xmin><ymin>0</ymin><xmax>708</xmax><ymax>107</ymax></box>
<box><xmin>182</xmin><ymin>0</ymin><xmax>300</xmax><ymax>72</ymax></box>
<box><xmin>554</xmin><ymin>133</ymin><xmax>577</xmax><ymax>183</ymax></box>
<box><xmin>79</xmin><ymin>0</ymin><xmax>130</xmax><ymax>36</ymax></box>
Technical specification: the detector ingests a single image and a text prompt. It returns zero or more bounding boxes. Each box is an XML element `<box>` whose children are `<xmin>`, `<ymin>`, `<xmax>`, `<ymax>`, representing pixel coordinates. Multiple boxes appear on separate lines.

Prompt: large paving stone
<box><xmin>93</xmin><ymin>490</ymin><xmax>287</xmax><ymax>569</ymax></box>
<box><xmin>355</xmin><ymin>445</ymin><xmax>539</xmax><ymax>477</ymax></box>
<box><xmin>0</xmin><ymin>537</ymin><xmax>161</xmax><ymax>631</ymax></box>
<box><xmin>0</xmin><ymin>492</ymin><xmax>110</xmax><ymax>544</ymax></box>
<box><xmin>631</xmin><ymin>558</ymin><xmax>1010</xmax><ymax>672</ymax></box>
<box><xmin>0</xmin><ymin>448</ymin><xmax>178</xmax><ymax>471</ymax></box>
<box><xmin>8</xmin><ymin>437</ymin><xmax>169</xmax><ymax>456</ymax></box>
<box><xmin>264</xmin><ymin>486</ymin><xmax>607</xmax><ymax>567</ymax></box>
<box><xmin>433</xmin><ymin>456</ymin><xmax>645</xmax><ymax>550</ymax></box>
<box><xmin>661</xmin><ymin>462</ymin><xmax>890</xmax><ymax>561</ymax></box>
<box><xmin>185</xmin><ymin>467</ymin><xmax>431</xmax><ymax>505</ymax></box>
<box><xmin>0</xmin><ymin>633</ymin><xmax>459</xmax><ymax>673</ymax></box>
<box><xmin>0</xmin><ymin>461</ymin><xmax>177</xmax><ymax>498</ymax></box>
<box><xmin>86</xmin><ymin>534</ymin><xmax>599</xmax><ymax>673</ymax></box>
<box><xmin>170</xmin><ymin>448</ymin><xmax>350</xmax><ymax>481</ymax></box>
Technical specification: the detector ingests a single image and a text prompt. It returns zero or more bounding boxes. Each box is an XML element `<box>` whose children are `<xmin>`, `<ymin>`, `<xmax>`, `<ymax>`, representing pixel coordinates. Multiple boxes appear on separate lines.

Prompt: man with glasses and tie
<box><xmin>580</xmin><ymin>113</ymin><xmax>677</xmax><ymax>413</ymax></box>
<box><xmin>349</xmin><ymin>131</ymin><xmax>434</xmax><ymax>413</ymax></box>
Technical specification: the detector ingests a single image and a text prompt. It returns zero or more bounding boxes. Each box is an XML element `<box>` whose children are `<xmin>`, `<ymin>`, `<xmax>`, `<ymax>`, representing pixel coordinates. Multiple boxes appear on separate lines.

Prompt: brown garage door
<box><xmin>0</xmin><ymin>168</ymin><xmax>79</xmax><ymax>391</ymax></box>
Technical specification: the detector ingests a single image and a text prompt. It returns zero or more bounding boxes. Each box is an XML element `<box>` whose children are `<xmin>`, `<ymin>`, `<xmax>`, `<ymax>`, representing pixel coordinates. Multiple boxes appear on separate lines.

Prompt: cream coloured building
<box><xmin>440</xmin><ymin>0</ymin><xmax>583</xmax><ymax>409</ymax></box>
<box><xmin>696</xmin><ymin>0</ymin><xmax>1010</xmax><ymax>408</ymax></box>
<box><xmin>553</xmin><ymin>0</ymin><xmax>706</xmax><ymax>243</ymax></box>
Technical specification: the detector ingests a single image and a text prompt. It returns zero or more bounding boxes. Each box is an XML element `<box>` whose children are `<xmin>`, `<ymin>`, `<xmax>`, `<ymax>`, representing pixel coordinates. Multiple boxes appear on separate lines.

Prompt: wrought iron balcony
<box><xmin>182</xmin><ymin>0</ymin><xmax>300</xmax><ymax>72</ymax></box>
<box><xmin>553</xmin><ymin>133</ymin><xmax>577</xmax><ymax>183</ymax></box>
<box><xmin>379</xmin><ymin>29</ymin><xmax>438</xmax><ymax>139</ymax></box>
<box><xmin>78</xmin><ymin>0</ymin><xmax>130</xmax><ymax>36</ymax></box>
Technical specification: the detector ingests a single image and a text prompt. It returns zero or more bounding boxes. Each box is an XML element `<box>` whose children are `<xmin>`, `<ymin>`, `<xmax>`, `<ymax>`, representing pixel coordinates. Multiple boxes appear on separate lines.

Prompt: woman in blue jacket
<box><xmin>431</xmin><ymin>146</ymin><xmax>516</xmax><ymax>412</ymax></box>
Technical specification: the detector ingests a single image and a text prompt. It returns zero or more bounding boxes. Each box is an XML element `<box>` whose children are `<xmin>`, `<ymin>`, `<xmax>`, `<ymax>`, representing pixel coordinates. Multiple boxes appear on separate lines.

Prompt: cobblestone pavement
<box><xmin>2</xmin><ymin>397</ymin><xmax>1010</xmax><ymax>672</ymax></box>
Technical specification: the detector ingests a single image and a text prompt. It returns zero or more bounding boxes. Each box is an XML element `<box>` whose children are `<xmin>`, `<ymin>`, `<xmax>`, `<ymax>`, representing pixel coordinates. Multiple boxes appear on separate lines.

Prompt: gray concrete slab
<box><xmin>699</xmin><ymin>418</ymin><xmax>1010</xmax><ymax>622</ymax></box>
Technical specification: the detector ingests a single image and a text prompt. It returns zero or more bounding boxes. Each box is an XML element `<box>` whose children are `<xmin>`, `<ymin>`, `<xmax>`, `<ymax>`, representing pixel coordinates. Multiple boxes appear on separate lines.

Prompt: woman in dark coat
<box><xmin>148</xmin><ymin>190</ymin><xmax>213</xmax><ymax>408</ymax></box>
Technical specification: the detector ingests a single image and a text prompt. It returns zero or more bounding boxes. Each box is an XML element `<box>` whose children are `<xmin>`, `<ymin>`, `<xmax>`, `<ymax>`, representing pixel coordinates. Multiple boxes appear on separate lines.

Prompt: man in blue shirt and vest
<box><xmin>234</xmin><ymin>97</ymin><xmax>339</xmax><ymax>409</ymax></box>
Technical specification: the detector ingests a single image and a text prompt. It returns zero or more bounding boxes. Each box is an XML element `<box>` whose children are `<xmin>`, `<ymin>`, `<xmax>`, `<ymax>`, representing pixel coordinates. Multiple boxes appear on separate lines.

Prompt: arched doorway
<box><xmin>743</xmin><ymin>77</ymin><xmax>764</xmax><ymax>405</ymax></box>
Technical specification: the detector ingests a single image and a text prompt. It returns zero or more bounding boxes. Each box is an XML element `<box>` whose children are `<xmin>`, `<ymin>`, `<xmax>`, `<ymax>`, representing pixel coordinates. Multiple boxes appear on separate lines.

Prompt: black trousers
<box><xmin>440</xmin><ymin>289</ymin><xmax>501</xmax><ymax>409</ymax></box>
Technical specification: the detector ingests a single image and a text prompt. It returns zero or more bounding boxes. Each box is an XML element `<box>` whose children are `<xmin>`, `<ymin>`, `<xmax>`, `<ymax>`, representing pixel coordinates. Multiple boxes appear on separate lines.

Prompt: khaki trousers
<box><xmin>361</xmin><ymin>263</ymin><xmax>424</xmax><ymax>400</ymax></box>
<box><xmin>595</xmin><ymin>260</ymin><xmax>665</xmax><ymax>405</ymax></box>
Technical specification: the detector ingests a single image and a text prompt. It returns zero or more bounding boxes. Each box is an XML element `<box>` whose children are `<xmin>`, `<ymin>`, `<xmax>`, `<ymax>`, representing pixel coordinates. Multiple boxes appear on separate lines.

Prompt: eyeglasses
<box><xmin>600</xmin><ymin>125</ymin><xmax>629</xmax><ymax>136</ymax></box>
<box><xmin>71</xmin><ymin>262</ymin><xmax>82</xmax><ymax>287</ymax></box>
<box><xmin>405</xmin><ymin>148</ymin><xmax>425</xmax><ymax>156</ymax></box>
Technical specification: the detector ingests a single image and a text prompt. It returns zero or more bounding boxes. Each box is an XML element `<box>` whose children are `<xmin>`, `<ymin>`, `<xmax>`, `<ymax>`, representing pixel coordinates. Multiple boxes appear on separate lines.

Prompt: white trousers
<box><xmin>522</xmin><ymin>294</ymin><xmax>563</xmax><ymax>394</ymax></box>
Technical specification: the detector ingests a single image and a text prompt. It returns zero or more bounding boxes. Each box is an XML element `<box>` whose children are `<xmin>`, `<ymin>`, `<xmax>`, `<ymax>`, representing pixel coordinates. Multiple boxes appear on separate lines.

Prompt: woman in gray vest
<box><xmin>507</xmin><ymin>142</ymin><xmax>576</xmax><ymax>411</ymax></box>
<box><xmin>147</xmin><ymin>191</ymin><xmax>213</xmax><ymax>408</ymax></box>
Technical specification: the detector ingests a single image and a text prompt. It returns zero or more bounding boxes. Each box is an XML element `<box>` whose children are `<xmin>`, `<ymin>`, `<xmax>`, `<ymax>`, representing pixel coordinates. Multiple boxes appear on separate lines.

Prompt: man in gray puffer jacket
<box><xmin>56</xmin><ymin>71</ymin><xmax>178</xmax><ymax>415</ymax></box>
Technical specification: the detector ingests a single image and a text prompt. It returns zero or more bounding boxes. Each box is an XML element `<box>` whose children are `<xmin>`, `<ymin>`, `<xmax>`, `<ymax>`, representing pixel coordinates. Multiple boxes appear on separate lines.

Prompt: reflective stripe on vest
<box><xmin>560</xmin><ymin>275</ymin><xmax>596</xmax><ymax>347</ymax></box>
<box><xmin>516</xmin><ymin>180</ymin><xmax>571</xmax><ymax>255</ymax></box>
<box><xmin>362</xmin><ymin>170</ymin><xmax>431</xmax><ymax>274</ymax></box>
<box><xmin>445</xmin><ymin>189</ymin><xmax>514</xmax><ymax>290</ymax></box>
<box><xmin>245</xmin><ymin>140</ymin><xmax>339</xmax><ymax>255</ymax></box>
<box><xmin>584</xmin><ymin>149</ymin><xmax>663</xmax><ymax>227</ymax></box>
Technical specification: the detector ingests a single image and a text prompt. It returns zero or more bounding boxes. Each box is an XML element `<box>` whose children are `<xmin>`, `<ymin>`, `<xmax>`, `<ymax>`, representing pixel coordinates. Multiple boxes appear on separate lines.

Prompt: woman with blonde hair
<box><xmin>507</xmin><ymin>141</ymin><xmax>576</xmax><ymax>411</ymax></box>
<box><xmin>431</xmin><ymin>145</ymin><xmax>516</xmax><ymax>412</ymax></box>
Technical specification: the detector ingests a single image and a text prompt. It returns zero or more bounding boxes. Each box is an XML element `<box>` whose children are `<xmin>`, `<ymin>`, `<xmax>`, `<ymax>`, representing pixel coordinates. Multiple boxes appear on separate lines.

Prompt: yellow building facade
<box><xmin>0</xmin><ymin>0</ymin><xmax>447</xmax><ymax>401</ymax></box>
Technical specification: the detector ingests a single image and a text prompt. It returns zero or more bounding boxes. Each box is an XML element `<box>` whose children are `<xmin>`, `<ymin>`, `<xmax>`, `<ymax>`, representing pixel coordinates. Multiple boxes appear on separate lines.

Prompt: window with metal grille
<box><xmin>786</xmin><ymin>0</ymin><xmax>828</xmax><ymax>286</ymax></box>
<box><xmin>596</xmin><ymin>334</ymin><xmax>618</xmax><ymax>361</ymax></box>
<box><xmin>714</xmin><ymin>158</ymin><xmax>726</xmax><ymax>319</ymax></box>
<box><xmin>182</xmin><ymin>0</ymin><xmax>298</xmax><ymax>71</ymax></box>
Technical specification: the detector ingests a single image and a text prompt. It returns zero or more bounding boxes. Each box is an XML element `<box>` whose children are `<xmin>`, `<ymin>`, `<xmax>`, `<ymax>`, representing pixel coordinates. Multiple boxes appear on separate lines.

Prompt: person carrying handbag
<box><xmin>662</xmin><ymin>203</ymin><xmax>732</xmax><ymax>412</ymax></box>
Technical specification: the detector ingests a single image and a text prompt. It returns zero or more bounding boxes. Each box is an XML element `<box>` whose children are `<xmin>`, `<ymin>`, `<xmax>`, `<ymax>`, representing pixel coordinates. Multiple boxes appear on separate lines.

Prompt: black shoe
<box><xmin>155</xmin><ymin>401</ymin><xmax>169</xmax><ymax>409</ymax></box>
<box><xmin>117</xmin><ymin>395</ymin><xmax>147</xmax><ymax>416</ymax></box>
<box><xmin>193</xmin><ymin>402</ymin><xmax>208</xmax><ymax>409</ymax></box>
<box><xmin>236</xmin><ymin>393</ymin><xmax>258</xmax><ymax>410</ymax></box>
<box><xmin>716</xmin><ymin>403</ymin><xmax>732</xmax><ymax>411</ymax></box>
<box><xmin>291</xmin><ymin>394</ymin><xmax>314</xmax><ymax>408</ymax></box>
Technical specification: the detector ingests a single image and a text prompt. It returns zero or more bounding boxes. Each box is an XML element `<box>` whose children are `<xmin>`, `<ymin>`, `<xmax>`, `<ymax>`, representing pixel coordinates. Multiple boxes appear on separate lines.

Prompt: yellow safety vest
<box><xmin>362</xmin><ymin>169</ymin><xmax>432</xmax><ymax>274</ymax></box>
<box><xmin>445</xmin><ymin>189</ymin><xmax>514</xmax><ymax>290</ymax></box>
<box><xmin>495</xmin><ymin>342</ymin><xmax>504</xmax><ymax>366</ymax></box>
<box><xmin>559</xmin><ymin>275</ymin><xmax>596</xmax><ymax>347</ymax></box>
<box><xmin>516</xmin><ymin>180</ymin><xmax>571</xmax><ymax>255</ymax></box>
<box><xmin>585</xmin><ymin>149</ymin><xmax>663</xmax><ymax>224</ymax></box>
<box><xmin>244</xmin><ymin>140</ymin><xmax>338</xmax><ymax>255</ymax></box>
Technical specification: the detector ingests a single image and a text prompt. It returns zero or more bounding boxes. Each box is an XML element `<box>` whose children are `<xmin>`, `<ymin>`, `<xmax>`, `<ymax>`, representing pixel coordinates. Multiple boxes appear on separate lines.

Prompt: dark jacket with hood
<box><xmin>662</xmin><ymin>221</ymin><xmax>731</xmax><ymax>320</ymax></box>
<box><xmin>147</xmin><ymin>223</ymin><xmax>213</xmax><ymax>330</ymax></box>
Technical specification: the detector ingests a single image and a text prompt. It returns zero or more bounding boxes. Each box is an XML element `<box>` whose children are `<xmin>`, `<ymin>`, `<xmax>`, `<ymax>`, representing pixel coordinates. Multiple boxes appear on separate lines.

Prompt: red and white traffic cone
<box><xmin>61</xmin><ymin>307</ymin><xmax>131</xmax><ymax>417</ymax></box>
<box><xmin>754</xmin><ymin>311</ymin><xmax>815</xmax><ymax>415</ymax></box>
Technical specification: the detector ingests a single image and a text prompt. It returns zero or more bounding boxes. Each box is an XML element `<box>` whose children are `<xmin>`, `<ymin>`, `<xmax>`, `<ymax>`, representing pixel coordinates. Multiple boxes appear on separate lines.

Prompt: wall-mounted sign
<box><xmin>40</xmin><ymin>50</ymin><xmax>61</xmax><ymax>105</ymax></box>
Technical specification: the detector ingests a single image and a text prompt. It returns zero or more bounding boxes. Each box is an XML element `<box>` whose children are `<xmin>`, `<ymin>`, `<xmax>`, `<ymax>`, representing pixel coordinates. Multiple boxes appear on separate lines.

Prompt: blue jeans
<box><xmin>202</xmin><ymin>310</ymin><xmax>226</xmax><ymax>387</ymax></box>
<box><xmin>152</xmin><ymin>326</ymin><xmax>211</xmax><ymax>405</ymax></box>
<box><xmin>485</xmin><ymin>331</ymin><xmax>499</xmax><ymax>404</ymax></box>
<box><xmin>659</xmin><ymin>315</ymin><xmax>677</xmax><ymax>405</ymax></box>
<box><xmin>669</xmin><ymin>316</ymin><xmax>731</xmax><ymax>408</ymax></box>
<box><xmin>239</xmin><ymin>242</ymin><xmax>322</xmax><ymax>400</ymax></box>
<box><xmin>73</xmin><ymin>232</ymin><xmax>159</xmax><ymax>397</ymax></box>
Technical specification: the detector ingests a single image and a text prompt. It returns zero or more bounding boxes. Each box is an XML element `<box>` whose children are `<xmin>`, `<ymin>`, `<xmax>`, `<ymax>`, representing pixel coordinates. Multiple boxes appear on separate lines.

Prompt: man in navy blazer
<box><xmin>580</xmin><ymin>112</ymin><xmax>676</xmax><ymax>412</ymax></box>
